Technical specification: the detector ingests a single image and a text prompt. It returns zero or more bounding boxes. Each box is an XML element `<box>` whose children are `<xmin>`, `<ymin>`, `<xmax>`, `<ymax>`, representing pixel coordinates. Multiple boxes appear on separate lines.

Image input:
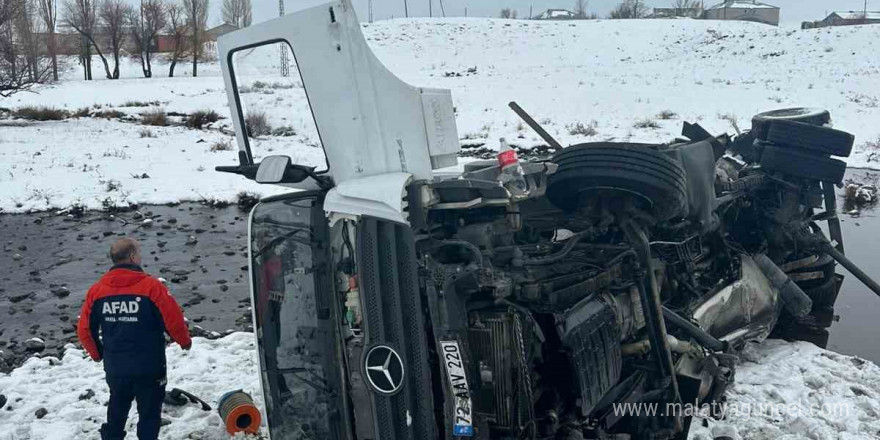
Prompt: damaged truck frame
<box><xmin>215</xmin><ymin>1</ymin><xmax>880</xmax><ymax>439</ymax></box>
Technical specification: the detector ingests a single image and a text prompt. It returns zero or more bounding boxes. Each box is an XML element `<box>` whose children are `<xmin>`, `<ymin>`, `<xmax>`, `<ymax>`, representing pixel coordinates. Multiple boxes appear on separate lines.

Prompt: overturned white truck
<box><xmin>215</xmin><ymin>1</ymin><xmax>876</xmax><ymax>438</ymax></box>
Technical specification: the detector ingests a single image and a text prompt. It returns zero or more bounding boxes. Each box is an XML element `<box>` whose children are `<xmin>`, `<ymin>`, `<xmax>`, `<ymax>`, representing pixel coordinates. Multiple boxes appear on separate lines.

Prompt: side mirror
<box><xmin>255</xmin><ymin>156</ymin><xmax>292</xmax><ymax>184</ymax></box>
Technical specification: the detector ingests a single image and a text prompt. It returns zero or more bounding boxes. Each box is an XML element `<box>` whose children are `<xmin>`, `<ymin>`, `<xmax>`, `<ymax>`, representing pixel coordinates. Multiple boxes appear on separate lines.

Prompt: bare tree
<box><xmin>128</xmin><ymin>0</ymin><xmax>165</xmax><ymax>78</ymax></box>
<box><xmin>573</xmin><ymin>0</ymin><xmax>588</xmax><ymax>18</ymax></box>
<box><xmin>99</xmin><ymin>0</ymin><xmax>130</xmax><ymax>79</ymax></box>
<box><xmin>37</xmin><ymin>0</ymin><xmax>58</xmax><ymax>80</ymax></box>
<box><xmin>221</xmin><ymin>0</ymin><xmax>249</xmax><ymax>28</ymax></box>
<box><xmin>183</xmin><ymin>0</ymin><xmax>207</xmax><ymax>77</ymax></box>
<box><xmin>1</xmin><ymin>0</ymin><xmax>51</xmax><ymax>96</ymax></box>
<box><xmin>63</xmin><ymin>0</ymin><xmax>112</xmax><ymax>79</ymax></box>
<box><xmin>609</xmin><ymin>0</ymin><xmax>647</xmax><ymax>18</ymax></box>
<box><xmin>499</xmin><ymin>7</ymin><xmax>516</xmax><ymax>19</ymax></box>
<box><xmin>166</xmin><ymin>1</ymin><xmax>186</xmax><ymax>77</ymax></box>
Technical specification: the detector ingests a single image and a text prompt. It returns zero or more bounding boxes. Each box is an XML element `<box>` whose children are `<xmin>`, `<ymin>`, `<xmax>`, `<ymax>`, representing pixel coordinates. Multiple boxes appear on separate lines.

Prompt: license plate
<box><xmin>439</xmin><ymin>340</ymin><xmax>474</xmax><ymax>437</ymax></box>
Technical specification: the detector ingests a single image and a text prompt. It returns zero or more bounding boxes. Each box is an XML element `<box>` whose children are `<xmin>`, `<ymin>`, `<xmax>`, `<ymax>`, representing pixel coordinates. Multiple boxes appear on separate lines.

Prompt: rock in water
<box><xmin>51</xmin><ymin>286</ymin><xmax>70</xmax><ymax>298</ymax></box>
<box><xmin>35</xmin><ymin>407</ymin><xmax>48</xmax><ymax>419</ymax></box>
<box><xmin>78</xmin><ymin>389</ymin><xmax>95</xmax><ymax>401</ymax></box>
<box><xmin>25</xmin><ymin>337</ymin><xmax>46</xmax><ymax>352</ymax></box>
<box><xmin>0</xmin><ymin>394</ymin><xmax>6</xmax><ymax>408</ymax></box>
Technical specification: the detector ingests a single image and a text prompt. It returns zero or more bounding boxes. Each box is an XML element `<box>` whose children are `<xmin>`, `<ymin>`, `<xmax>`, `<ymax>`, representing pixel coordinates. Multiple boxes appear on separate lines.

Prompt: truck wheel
<box><xmin>789</xmin><ymin>254</ymin><xmax>836</xmax><ymax>290</ymax></box>
<box><xmin>752</xmin><ymin>107</ymin><xmax>830</xmax><ymax>140</ymax></box>
<box><xmin>801</xmin><ymin>274</ymin><xmax>842</xmax><ymax>309</ymax></box>
<box><xmin>547</xmin><ymin>143</ymin><xmax>687</xmax><ymax>221</ymax></box>
<box><xmin>760</xmin><ymin>143</ymin><xmax>846</xmax><ymax>183</ymax></box>
<box><xmin>766</xmin><ymin>120</ymin><xmax>854</xmax><ymax>157</ymax></box>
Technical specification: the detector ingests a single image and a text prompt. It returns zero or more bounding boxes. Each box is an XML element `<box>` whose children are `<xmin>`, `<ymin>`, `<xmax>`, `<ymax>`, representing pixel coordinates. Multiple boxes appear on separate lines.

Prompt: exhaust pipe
<box><xmin>753</xmin><ymin>254</ymin><xmax>812</xmax><ymax>318</ymax></box>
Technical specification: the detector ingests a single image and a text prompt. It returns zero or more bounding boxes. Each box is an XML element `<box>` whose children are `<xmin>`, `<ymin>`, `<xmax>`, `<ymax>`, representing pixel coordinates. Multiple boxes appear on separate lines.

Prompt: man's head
<box><xmin>110</xmin><ymin>237</ymin><xmax>142</xmax><ymax>266</ymax></box>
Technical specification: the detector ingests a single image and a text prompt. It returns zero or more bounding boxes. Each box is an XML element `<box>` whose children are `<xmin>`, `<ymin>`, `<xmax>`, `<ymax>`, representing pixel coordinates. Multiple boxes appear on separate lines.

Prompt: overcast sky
<box><xmin>222</xmin><ymin>0</ymin><xmax>875</xmax><ymax>27</ymax></box>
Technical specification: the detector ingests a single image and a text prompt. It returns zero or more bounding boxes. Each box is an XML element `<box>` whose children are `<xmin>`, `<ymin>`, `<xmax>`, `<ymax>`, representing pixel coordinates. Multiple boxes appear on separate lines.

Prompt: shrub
<box><xmin>245</xmin><ymin>111</ymin><xmax>272</xmax><ymax>137</ymax></box>
<box><xmin>93</xmin><ymin>109</ymin><xmax>126</xmax><ymax>119</ymax></box>
<box><xmin>657</xmin><ymin>110</ymin><xmax>678</xmax><ymax>120</ymax></box>
<box><xmin>12</xmin><ymin>106</ymin><xmax>69</xmax><ymax>121</ymax></box>
<box><xmin>567</xmin><ymin>121</ymin><xmax>598</xmax><ymax>137</ymax></box>
<box><xmin>72</xmin><ymin>107</ymin><xmax>91</xmax><ymax>118</ymax></box>
<box><xmin>139</xmin><ymin>128</ymin><xmax>157</xmax><ymax>138</ymax></box>
<box><xmin>634</xmin><ymin>118</ymin><xmax>660</xmax><ymax>129</ymax></box>
<box><xmin>123</xmin><ymin>100</ymin><xmax>160</xmax><ymax>107</ymax></box>
<box><xmin>236</xmin><ymin>191</ymin><xmax>260</xmax><ymax>211</ymax></box>
<box><xmin>210</xmin><ymin>139</ymin><xmax>234</xmax><ymax>151</ymax></box>
<box><xmin>140</xmin><ymin>109</ymin><xmax>167</xmax><ymax>126</ymax></box>
<box><xmin>271</xmin><ymin>126</ymin><xmax>297</xmax><ymax>137</ymax></box>
<box><xmin>186</xmin><ymin>109</ymin><xmax>221</xmax><ymax>129</ymax></box>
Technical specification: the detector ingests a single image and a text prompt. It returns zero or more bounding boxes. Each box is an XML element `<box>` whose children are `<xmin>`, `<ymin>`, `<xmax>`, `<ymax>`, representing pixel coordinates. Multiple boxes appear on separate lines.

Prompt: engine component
<box><xmin>753</xmin><ymin>253</ymin><xmax>813</xmax><ymax>318</ymax></box>
<box><xmin>557</xmin><ymin>296</ymin><xmax>622</xmax><ymax>416</ymax></box>
<box><xmin>468</xmin><ymin>309</ymin><xmax>536</xmax><ymax>435</ymax></box>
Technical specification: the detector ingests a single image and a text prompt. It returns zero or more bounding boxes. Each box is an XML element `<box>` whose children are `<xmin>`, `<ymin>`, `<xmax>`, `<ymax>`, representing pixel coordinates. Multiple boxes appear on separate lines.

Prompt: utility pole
<box><xmin>529</xmin><ymin>5</ymin><xmax>533</xmax><ymax>19</ymax></box>
<box><xmin>404</xmin><ymin>0</ymin><xmax>409</xmax><ymax>17</ymax></box>
<box><xmin>429</xmin><ymin>0</ymin><xmax>432</xmax><ymax>17</ymax></box>
<box><xmin>369</xmin><ymin>0</ymin><xmax>374</xmax><ymax>22</ymax></box>
<box><xmin>439</xmin><ymin>0</ymin><xmax>445</xmax><ymax>17</ymax></box>
<box><xmin>279</xmin><ymin>0</ymin><xmax>289</xmax><ymax>77</ymax></box>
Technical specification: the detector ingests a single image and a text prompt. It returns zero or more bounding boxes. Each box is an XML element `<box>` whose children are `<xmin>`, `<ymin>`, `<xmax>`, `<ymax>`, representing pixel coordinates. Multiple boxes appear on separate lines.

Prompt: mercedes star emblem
<box><xmin>364</xmin><ymin>345</ymin><xmax>405</xmax><ymax>395</ymax></box>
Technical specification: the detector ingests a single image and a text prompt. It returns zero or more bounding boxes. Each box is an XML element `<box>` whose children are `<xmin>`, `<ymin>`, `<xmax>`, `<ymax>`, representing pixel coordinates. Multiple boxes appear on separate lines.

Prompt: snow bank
<box><xmin>2</xmin><ymin>19</ymin><xmax>880</xmax><ymax>212</ymax></box>
<box><xmin>2</xmin><ymin>335</ymin><xmax>879</xmax><ymax>439</ymax></box>
<box><xmin>0</xmin><ymin>333</ymin><xmax>264</xmax><ymax>439</ymax></box>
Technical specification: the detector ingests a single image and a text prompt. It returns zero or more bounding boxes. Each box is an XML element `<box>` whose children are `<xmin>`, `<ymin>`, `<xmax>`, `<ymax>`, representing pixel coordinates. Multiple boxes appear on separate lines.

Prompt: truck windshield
<box><xmin>250</xmin><ymin>195</ymin><xmax>346</xmax><ymax>439</ymax></box>
<box><xmin>230</xmin><ymin>41</ymin><xmax>328</xmax><ymax>172</ymax></box>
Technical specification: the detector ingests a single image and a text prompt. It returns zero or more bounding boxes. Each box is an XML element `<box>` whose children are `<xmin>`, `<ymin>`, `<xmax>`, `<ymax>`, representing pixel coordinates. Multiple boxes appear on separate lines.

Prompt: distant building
<box><xmin>820</xmin><ymin>11</ymin><xmax>880</xmax><ymax>27</ymax></box>
<box><xmin>650</xmin><ymin>7</ymin><xmax>704</xmax><ymax>19</ymax></box>
<box><xmin>206</xmin><ymin>23</ymin><xmax>239</xmax><ymax>41</ymax></box>
<box><xmin>704</xmin><ymin>1</ymin><xmax>780</xmax><ymax>26</ymax></box>
<box><xmin>532</xmin><ymin>9</ymin><xmax>577</xmax><ymax>20</ymax></box>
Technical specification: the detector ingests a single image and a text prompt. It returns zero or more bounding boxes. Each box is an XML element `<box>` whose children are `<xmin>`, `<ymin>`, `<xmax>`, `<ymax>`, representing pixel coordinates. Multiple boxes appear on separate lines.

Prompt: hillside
<box><xmin>2</xmin><ymin>18</ymin><xmax>879</xmax><ymax>212</ymax></box>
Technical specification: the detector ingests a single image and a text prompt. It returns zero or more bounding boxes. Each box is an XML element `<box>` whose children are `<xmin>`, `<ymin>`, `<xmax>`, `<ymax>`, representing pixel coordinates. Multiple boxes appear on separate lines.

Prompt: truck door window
<box><xmin>230</xmin><ymin>41</ymin><xmax>328</xmax><ymax>171</ymax></box>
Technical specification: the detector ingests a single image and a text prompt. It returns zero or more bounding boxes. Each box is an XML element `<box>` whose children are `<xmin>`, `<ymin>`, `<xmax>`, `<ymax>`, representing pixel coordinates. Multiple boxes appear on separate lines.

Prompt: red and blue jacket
<box><xmin>77</xmin><ymin>264</ymin><xmax>192</xmax><ymax>376</ymax></box>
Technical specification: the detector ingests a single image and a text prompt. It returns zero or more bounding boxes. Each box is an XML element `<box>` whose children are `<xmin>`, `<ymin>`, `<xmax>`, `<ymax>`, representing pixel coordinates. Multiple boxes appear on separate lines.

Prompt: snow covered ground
<box><xmin>0</xmin><ymin>333</ymin><xmax>265</xmax><ymax>440</ymax></box>
<box><xmin>2</xmin><ymin>18</ymin><xmax>880</xmax><ymax>212</ymax></box>
<box><xmin>2</xmin><ymin>334</ymin><xmax>879</xmax><ymax>439</ymax></box>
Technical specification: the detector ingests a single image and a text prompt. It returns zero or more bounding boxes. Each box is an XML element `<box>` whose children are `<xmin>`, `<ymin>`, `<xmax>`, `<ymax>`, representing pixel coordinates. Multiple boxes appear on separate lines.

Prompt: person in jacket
<box><xmin>77</xmin><ymin>237</ymin><xmax>192</xmax><ymax>440</ymax></box>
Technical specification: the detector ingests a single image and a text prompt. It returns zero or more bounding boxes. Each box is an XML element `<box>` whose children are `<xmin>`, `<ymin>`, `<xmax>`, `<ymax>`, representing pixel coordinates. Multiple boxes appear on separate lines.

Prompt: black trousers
<box><xmin>101</xmin><ymin>373</ymin><xmax>166</xmax><ymax>440</ymax></box>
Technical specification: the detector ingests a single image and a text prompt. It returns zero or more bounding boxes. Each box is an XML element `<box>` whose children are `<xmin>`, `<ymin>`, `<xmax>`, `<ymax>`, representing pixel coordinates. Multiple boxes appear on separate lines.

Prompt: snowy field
<box><xmin>1</xmin><ymin>19</ymin><xmax>880</xmax><ymax>213</ymax></box>
<box><xmin>1</xmin><ymin>334</ymin><xmax>879</xmax><ymax>440</ymax></box>
<box><xmin>3</xmin><ymin>17</ymin><xmax>880</xmax><ymax>439</ymax></box>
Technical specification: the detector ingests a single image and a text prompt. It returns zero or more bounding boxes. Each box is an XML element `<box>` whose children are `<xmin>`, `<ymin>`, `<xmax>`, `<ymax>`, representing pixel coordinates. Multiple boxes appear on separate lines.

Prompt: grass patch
<box><xmin>140</xmin><ymin>109</ymin><xmax>167</xmax><ymax>126</ymax></box>
<box><xmin>93</xmin><ymin>109</ymin><xmax>126</xmax><ymax>119</ymax></box>
<box><xmin>210</xmin><ymin>139</ymin><xmax>234</xmax><ymax>152</ymax></box>
<box><xmin>271</xmin><ymin>126</ymin><xmax>297</xmax><ymax>137</ymax></box>
<box><xmin>567</xmin><ymin>121</ymin><xmax>598</xmax><ymax>137</ymax></box>
<box><xmin>139</xmin><ymin>128</ymin><xmax>157</xmax><ymax>138</ymax></box>
<box><xmin>123</xmin><ymin>100</ymin><xmax>161</xmax><ymax>107</ymax></box>
<box><xmin>245</xmin><ymin>111</ymin><xmax>272</xmax><ymax>137</ymax></box>
<box><xmin>72</xmin><ymin>107</ymin><xmax>91</xmax><ymax>118</ymax></box>
<box><xmin>657</xmin><ymin>110</ymin><xmax>678</xmax><ymax>120</ymax></box>
<box><xmin>186</xmin><ymin>109</ymin><xmax>221</xmax><ymax>129</ymax></box>
<box><xmin>239</xmin><ymin>80</ymin><xmax>300</xmax><ymax>94</ymax></box>
<box><xmin>634</xmin><ymin>118</ymin><xmax>661</xmax><ymax>129</ymax></box>
<box><xmin>12</xmin><ymin>106</ymin><xmax>69</xmax><ymax>121</ymax></box>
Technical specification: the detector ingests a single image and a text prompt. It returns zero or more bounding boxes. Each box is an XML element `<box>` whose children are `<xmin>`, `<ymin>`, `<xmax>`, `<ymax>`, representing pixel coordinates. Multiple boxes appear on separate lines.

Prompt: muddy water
<box><xmin>0</xmin><ymin>203</ymin><xmax>254</xmax><ymax>373</ymax></box>
<box><xmin>826</xmin><ymin>169</ymin><xmax>880</xmax><ymax>364</ymax></box>
<box><xmin>2</xmin><ymin>170</ymin><xmax>880</xmax><ymax>372</ymax></box>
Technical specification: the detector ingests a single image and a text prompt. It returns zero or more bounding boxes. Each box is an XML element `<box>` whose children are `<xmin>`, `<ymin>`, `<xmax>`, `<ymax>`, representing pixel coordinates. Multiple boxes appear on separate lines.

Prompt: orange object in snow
<box><xmin>218</xmin><ymin>390</ymin><xmax>261</xmax><ymax>435</ymax></box>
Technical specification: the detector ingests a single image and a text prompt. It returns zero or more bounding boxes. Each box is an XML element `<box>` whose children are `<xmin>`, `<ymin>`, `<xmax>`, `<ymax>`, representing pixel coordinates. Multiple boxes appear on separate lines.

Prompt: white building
<box><xmin>704</xmin><ymin>1</ymin><xmax>780</xmax><ymax>26</ymax></box>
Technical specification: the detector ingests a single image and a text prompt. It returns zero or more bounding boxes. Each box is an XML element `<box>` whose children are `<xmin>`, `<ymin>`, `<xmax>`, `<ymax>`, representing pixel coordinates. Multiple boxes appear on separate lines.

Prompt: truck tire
<box><xmin>752</xmin><ymin>107</ymin><xmax>830</xmax><ymax>140</ymax></box>
<box><xmin>760</xmin><ymin>143</ymin><xmax>846</xmax><ymax>183</ymax></box>
<box><xmin>547</xmin><ymin>143</ymin><xmax>687</xmax><ymax>221</ymax></box>
<box><xmin>802</xmin><ymin>274</ymin><xmax>842</xmax><ymax>309</ymax></box>
<box><xmin>766</xmin><ymin>120</ymin><xmax>854</xmax><ymax>157</ymax></box>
